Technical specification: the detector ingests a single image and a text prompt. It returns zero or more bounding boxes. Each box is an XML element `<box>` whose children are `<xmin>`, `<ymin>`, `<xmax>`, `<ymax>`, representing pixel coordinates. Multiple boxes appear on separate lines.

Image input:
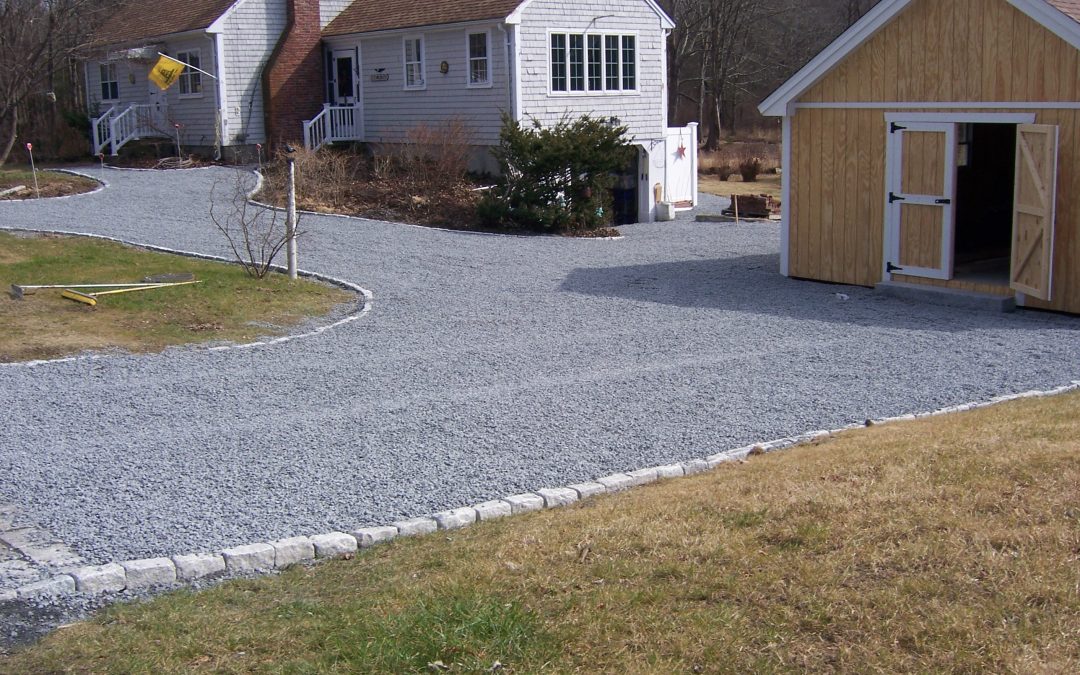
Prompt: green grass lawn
<box><xmin>0</xmin><ymin>231</ymin><xmax>355</xmax><ymax>362</ymax></box>
<box><xmin>2</xmin><ymin>391</ymin><xmax>1078</xmax><ymax>673</ymax></box>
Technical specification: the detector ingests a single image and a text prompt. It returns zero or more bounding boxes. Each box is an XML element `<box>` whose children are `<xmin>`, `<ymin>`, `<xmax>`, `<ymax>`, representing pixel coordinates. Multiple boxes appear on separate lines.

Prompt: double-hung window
<box><xmin>176</xmin><ymin>50</ymin><xmax>202</xmax><ymax>96</ymax></box>
<box><xmin>468</xmin><ymin>32</ymin><xmax>490</xmax><ymax>87</ymax></box>
<box><xmin>404</xmin><ymin>36</ymin><xmax>425</xmax><ymax>89</ymax></box>
<box><xmin>99</xmin><ymin>63</ymin><xmax>119</xmax><ymax>101</ymax></box>
<box><xmin>550</xmin><ymin>32</ymin><xmax>637</xmax><ymax>93</ymax></box>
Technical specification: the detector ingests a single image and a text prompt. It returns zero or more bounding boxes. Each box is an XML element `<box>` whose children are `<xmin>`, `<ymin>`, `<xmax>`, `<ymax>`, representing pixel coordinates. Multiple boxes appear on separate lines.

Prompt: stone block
<box><xmin>537</xmin><ymin>487</ymin><xmax>578</xmax><ymax>508</ymax></box>
<box><xmin>433</xmin><ymin>508</ymin><xmax>477</xmax><ymax>530</ymax></box>
<box><xmin>596</xmin><ymin>473</ymin><xmax>634</xmax><ymax>492</ymax></box>
<box><xmin>567</xmin><ymin>482</ymin><xmax>606</xmax><ymax>499</ymax></box>
<box><xmin>626</xmin><ymin>468</ymin><xmax>659</xmax><ymax>486</ymax></box>
<box><xmin>352</xmin><ymin>526</ymin><xmax>398</xmax><ymax>548</ymax></box>
<box><xmin>221</xmin><ymin>543</ymin><xmax>276</xmax><ymax>572</ymax></box>
<box><xmin>270</xmin><ymin>537</ymin><xmax>315</xmax><ymax>568</ymax></box>
<box><xmin>472</xmin><ymin>500</ymin><xmax>512</xmax><ymax>521</ymax></box>
<box><xmin>172</xmin><ymin>553</ymin><xmax>226</xmax><ymax>581</ymax></box>
<box><xmin>69</xmin><ymin>563</ymin><xmax>126</xmax><ymax>594</ymax></box>
<box><xmin>504</xmin><ymin>493</ymin><xmax>544</xmax><ymax>514</ymax></box>
<box><xmin>656</xmin><ymin>464</ymin><xmax>685</xmax><ymax>479</ymax></box>
<box><xmin>120</xmin><ymin>558</ymin><xmax>177</xmax><ymax>589</ymax></box>
<box><xmin>680</xmin><ymin>459</ymin><xmax>710</xmax><ymax>475</ymax></box>
<box><xmin>17</xmin><ymin>575</ymin><xmax>75</xmax><ymax>598</ymax></box>
<box><xmin>310</xmin><ymin>532</ymin><xmax>357</xmax><ymax>558</ymax></box>
<box><xmin>393</xmin><ymin>517</ymin><xmax>438</xmax><ymax>538</ymax></box>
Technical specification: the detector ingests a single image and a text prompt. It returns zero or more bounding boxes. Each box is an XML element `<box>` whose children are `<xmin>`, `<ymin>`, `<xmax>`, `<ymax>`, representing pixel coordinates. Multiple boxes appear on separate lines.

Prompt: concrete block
<box><xmin>393</xmin><ymin>517</ymin><xmax>438</xmax><ymax>538</ymax></box>
<box><xmin>221</xmin><ymin>543</ymin><xmax>276</xmax><ymax>573</ymax></box>
<box><xmin>472</xmin><ymin>500</ymin><xmax>512</xmax><ymax>521</ymax></box>
<box><xmin>120</xmin><ymin>558</ymin><xmax>176</xmax><ymax>589</ymax></box>
<box><xmin>596</xmin><ymin>473</ymin><xmax>634</xmax><ymax>492</ymax></box>
<box><xmin>270</xmin><ymin>537</ymin><xmax>315</xmax><ymax>569</ymax></box>
<box><xmin>680</xmin><ymin>459</ymin><xmax>710</xmax><ymax>475</ymax></box>
<box><xmin>567</xmin><ymin>482</ymin><xmax>606</xmax><ymax>499</ymax></box>
<box><xmin>17</xmin><ymin>575</ymin><xmax>75</xmax><ymax>599</ymax></box>
<box><xmin>352</xmin><ymin>526</ymin><xmax>398</xmax><ymax>548</ymax></box>
<box><xmin>310</xmin><ymin>532</ymin><xmax>357</xmax><ymax>558</ymax></box>
<box><xmin>69</xmin><ymin>563</ymin><xmax>126</xmax><ymax>594</ymax></box>
<box><xmin>433</xmin><ymin>508</ymin><xmax>477</xmax><ymax>530</ymax></box>
<box><xmin>172</xmin><ymin>553</ymin><xmax>226</xmax><ymax>581</ymax></box>
<box><xmin>656</xmin><ymin>464</ymin><xmax>685</xmax><ymax>479</ymax></box>
<box><xmin>537</xmin><ymin>487</ymin><xmax>578</xmax><ymax>508</ymax></box>
<box><xmin>504</xmin><ymin>493</ymin><xmax>545</xmax><ymax>514</ymax></box>
<box><xmin>626</xmin><ymin>468</ymin><xmax>659</xmax><ymax>486</ymax></box>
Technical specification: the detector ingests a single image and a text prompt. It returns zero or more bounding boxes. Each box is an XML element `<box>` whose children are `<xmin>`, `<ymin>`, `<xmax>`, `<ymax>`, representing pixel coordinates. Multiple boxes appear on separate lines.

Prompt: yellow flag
<box><xmin>148</xmin><ymin>54</ymin><xmax>185</xmax><ymax>91</ymax></box>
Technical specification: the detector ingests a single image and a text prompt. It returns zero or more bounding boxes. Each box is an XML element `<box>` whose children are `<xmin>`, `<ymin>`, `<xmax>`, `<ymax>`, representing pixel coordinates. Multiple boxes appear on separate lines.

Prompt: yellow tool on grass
<box><xmin>61</xmin><ymin>280</ymin><xmax>201</xmax><ymax>306</ymax></box>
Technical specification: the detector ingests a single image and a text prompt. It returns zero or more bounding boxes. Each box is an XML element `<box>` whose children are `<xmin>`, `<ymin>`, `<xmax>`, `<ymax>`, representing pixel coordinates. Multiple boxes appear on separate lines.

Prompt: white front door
<box><xmin>331</xmin><ymin>50</ymin><xmax>357</xmax><ymax>105</ymax></box>
<box><xmin>884</xmin><ymin>121</ymin><xmax>957</xmax><ymax>280</ymax></box>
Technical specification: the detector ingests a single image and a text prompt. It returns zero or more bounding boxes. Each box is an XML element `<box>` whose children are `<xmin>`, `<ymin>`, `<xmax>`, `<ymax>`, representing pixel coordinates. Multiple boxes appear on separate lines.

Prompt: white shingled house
<box><xmin>314</xmin><ymin>0</ymin><xmax>698</xmax><ymax>222</ymax></box>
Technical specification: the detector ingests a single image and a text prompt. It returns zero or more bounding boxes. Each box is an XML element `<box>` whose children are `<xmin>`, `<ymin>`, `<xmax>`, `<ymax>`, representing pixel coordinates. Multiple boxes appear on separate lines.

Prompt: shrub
<box><xmin>738</xmin><ymin>154</ymin><xmax>764</xmax><ymax>182</ymax></box>
<box><xmin>377</xmin><ymin>117</ymin><xmax>475</xmax><ymax>193</ymax></box>
<box><xmin>479</xmin><ymin>114</ymin><xmax>634</xmax><ymax>232</ymax></box>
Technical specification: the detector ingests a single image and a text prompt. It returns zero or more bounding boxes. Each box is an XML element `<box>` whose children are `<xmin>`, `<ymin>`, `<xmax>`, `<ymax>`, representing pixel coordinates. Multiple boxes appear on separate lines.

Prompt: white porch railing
<box><xmin>90</xmin><ymin>106</ymin><xmax>116</xmax><ymax>156</ymax></box>
<box><xmin>105</xmin><ymin>104</ymin><xmax>169</xmax><ymax>155</ymax></box>
<box><xmin>303</xmin><ymin>104</ymin><xmax>362</xmax><ymax>150</ymax></box>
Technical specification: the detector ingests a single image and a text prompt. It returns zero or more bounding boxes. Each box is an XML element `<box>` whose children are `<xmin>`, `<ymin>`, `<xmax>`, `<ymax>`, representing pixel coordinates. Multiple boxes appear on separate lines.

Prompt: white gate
<box><xmin>664</xmin><ymin>123</ymin><xmax>698</xmax><ymax>209</ymax></box>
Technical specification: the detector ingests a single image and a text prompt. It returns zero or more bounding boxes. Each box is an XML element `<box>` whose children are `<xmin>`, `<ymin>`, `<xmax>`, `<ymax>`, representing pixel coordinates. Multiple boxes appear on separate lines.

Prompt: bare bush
<box><xmin>376</xmin><ymin>117</ymin><xmax>475</xmax><ymax>192</ymax></box>
<box><xmin>210</xmin><ymin>171</ymin><xmax>293</xmax><ymax>279</ymax></box>
<box><xmin>738</xmin><ymin>154</ymin><xmax>765</xmax><ymax>182</ymax></box>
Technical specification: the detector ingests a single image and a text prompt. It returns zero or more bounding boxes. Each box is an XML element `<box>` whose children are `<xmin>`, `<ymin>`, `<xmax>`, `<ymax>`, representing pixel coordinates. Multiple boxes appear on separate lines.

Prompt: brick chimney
<box><xmin>263</xmin><ymin>0</ymin><xmax>325</xmax><ymax>148</ymax></box>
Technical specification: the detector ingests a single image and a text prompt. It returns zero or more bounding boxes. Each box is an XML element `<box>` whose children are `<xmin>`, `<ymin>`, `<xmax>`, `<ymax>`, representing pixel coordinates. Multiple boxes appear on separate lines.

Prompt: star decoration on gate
<box><xmin>676</xmin><ymin>143</ymin><xmax>687</xmax><ymax>159</ymax></box>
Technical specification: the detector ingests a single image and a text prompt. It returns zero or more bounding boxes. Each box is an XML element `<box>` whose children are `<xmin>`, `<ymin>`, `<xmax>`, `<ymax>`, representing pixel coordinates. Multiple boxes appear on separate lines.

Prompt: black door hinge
<box><xmin>890</xmin><ymin>122</ymin><xmax>907</xmax><ymax>133</ymax></box>
<box><xmin>889</xmin><ymin>192</ymin><xmax>906</xmax><ymax>203</ymax></box>
<box><xmin>886</xmin><ymin>261</ymin><xmax>904</xmax><ymax>273</ymax></box>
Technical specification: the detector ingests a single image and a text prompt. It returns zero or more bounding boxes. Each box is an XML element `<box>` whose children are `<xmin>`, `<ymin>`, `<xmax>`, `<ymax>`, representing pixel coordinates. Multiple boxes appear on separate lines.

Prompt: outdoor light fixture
<box><xmin>440</xmin><ymin>61</ymin><xmax>450</xmax><ymax>74</ymax></box>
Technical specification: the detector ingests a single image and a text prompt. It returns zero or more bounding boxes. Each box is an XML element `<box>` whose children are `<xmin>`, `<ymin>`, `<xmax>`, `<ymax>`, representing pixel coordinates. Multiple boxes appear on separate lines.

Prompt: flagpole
<box><xmin>156</xmin><ymin>52</ymin><xmax>218</xmax><ymax>80</ymax></box>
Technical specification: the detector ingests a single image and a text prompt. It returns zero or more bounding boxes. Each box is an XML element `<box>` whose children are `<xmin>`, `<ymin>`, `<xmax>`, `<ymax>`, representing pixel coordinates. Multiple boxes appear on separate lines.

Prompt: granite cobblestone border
<box><xmin>0</xmin><ymin>226</ymin><xmax>372</xmax><ymax>369</ymax></box>
<box><xmin>6</xmin><ymin>379</ymin><xmax>1077</xmax><ymax>603</ymax></box>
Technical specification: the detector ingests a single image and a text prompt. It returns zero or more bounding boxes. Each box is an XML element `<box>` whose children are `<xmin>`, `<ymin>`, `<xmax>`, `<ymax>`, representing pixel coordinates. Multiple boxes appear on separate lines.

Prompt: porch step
<box><xmin>875</xmin><ymin>281</ymin><xmax>1016</xmax><ymax>313</ymax></box>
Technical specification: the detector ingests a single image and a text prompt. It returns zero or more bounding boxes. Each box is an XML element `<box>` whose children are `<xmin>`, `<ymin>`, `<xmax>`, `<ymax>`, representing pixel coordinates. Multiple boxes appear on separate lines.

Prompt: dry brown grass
<box><xmin>0</xmin><ymin>169</ymin><xmax>98</xmax><ymax>200</ymax></box>
<box><xmin>4</xmin><ymin>391</ymin><xmax>1079</xmax><ymax>672</ymax></box>
<box><xmin>0</xmin><ymin>232</ymin><xmax>354</xmax><ymax>362</ymax></box>
<box><xmin>700</xmin><ymin>172</ymin><xmax>782</xmax><ymax>201</ymax></box>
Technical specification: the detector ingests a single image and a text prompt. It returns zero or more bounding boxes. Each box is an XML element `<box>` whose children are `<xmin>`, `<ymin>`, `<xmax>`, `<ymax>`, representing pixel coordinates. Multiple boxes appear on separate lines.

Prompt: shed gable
<box><xmin>798</xmin><ymin>0</ymin><xmax>1080</xmax><ymax>106</ymax></box>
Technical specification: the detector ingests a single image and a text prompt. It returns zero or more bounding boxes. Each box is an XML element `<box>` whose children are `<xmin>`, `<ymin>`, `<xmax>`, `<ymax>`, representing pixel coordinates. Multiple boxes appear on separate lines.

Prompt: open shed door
<box><xmin>885</xmin><ymin>122</ymin><xmax>956</xmax><ymax>280</ymax></box>
<box><xmin>1011</xmin><ymin>124</ymin><xmax>1058</xmax><ymax>301</ymax></box>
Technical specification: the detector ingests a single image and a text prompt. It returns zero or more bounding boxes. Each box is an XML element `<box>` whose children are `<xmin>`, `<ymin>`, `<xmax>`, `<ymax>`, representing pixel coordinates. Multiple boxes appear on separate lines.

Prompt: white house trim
<box><xmin>882</xmin><ymin>112</ymin><xmax>1037</xmax><ymax>123</ymax></box>
<box><xmin>206</xmin><ymin>0</ymin><xmax>241</xmax><ymax>34</ymax></box>
<box><xmin>796</xmin><ymin>101</ymin><xmax>1080</xmax><ymax>110</ymax></box>
<box><xmin>759</xmin><ymin>0</ymin><xmax>1080</xmax><ymax>117</ymax></box>
<box><xmin>505</xmin><ymin>0</ymin><xmax>674</xmax><ymax>29</ymax></box>
<box><xmin>780</xmin><ymin>115</ymin><xmax>791</xmax><ymax>276</ymax></box>
<box><xmin>465</xmin><ymin>29</ymin><xmax>493</xmax><ymax>89</ymax></box>
<box><xmin>212</xmin><ymin>32</ymin><xmax>229</xmax><ymax>147</ymax></box>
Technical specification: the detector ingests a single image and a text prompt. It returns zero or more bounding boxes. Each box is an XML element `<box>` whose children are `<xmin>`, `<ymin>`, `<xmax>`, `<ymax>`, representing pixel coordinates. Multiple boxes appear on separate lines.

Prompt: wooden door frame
<box><xmin>881</xmin><ymin>112</ymin><xmax>1036</xmax><ymax>283</ymax></box>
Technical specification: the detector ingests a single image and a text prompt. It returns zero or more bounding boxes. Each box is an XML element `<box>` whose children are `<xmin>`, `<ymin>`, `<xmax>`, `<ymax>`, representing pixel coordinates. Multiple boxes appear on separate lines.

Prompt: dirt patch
<box><xmin>0</xmin><ymin>170</ymin><xmax>99</xmax><ymax>200</ymax></box>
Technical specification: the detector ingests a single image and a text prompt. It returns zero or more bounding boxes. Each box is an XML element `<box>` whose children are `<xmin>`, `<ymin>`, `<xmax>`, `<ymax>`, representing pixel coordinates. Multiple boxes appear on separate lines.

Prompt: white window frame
<box><xmin>99</xmin><ymin>62</ymin><xmax>119</xmax><ymax>101</ymax></box>
<box><xmin>466</xmin><ymin>30</ymin><xmax>492</xmax><ymax>88</ymax></box>
<box><xmin>548</xmin><ymin>31</ymin><xmax>638</xmax><ymax>96</ymax></box>
<box><xmin>176</xmin><ymin>49</ymin><xmax>203</xmax><ymax>98</ymax></box>
<box><xmin>403</xmin><ymin>35</ymin><xmax>426</xmax><ymax>91</ymax></box>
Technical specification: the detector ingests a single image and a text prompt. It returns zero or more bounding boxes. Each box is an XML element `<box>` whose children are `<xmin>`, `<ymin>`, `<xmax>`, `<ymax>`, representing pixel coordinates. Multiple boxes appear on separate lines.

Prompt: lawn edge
<box><xmin>3</xmin><ymin>378</ymin><xmax>1077</xmax><ymax>605</ymax></box>
<box><xmin>0</xmin><ymin>226</ymin><xmax>372</xmax><ymax>368</ymax></box>
<box><xmin>0</xmin><ymin>169</ymin><xmax>106</xmax><ymax>203</ymax></box>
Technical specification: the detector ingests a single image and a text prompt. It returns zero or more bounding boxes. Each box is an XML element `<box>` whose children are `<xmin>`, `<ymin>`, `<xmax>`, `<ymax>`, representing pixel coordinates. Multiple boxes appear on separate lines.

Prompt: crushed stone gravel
<box><xmin>1</xmin><ymin>166</ymin><xmax>1078</xmax><ymax>571</ymax></box>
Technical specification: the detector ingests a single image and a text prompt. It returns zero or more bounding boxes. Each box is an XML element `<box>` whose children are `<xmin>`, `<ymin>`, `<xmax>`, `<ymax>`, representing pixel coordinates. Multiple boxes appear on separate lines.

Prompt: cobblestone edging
<box><xmin>3</xmin><ymin>380</ymin><xmax>1076</xmax><ymax>604</ymax></box>
<box><xmin>0</xmin><ymin>227</ymin><xmax>373</xmax><ymax>369</ymax></box>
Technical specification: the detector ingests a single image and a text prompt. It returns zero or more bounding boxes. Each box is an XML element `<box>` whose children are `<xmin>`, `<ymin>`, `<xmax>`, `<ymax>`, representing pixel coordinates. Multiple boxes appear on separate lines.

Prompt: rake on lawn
<box><xmin>60</xmin><ymin>280</ymin><xmax>201</xmax><ymax>307</ymax></box>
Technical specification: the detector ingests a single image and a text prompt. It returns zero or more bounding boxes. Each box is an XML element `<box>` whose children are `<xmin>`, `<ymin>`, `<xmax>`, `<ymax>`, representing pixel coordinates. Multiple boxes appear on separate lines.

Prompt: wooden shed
<box><xmin>759</xmin><ymin>0</ymin><xmax>1080</xmax><ymax>314</ymax></box>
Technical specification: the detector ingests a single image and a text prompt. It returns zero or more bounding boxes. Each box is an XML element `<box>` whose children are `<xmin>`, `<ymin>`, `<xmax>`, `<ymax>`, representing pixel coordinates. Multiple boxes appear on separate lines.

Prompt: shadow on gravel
<box><xmin>559</xmin><ymin>255</ymin><xmax>1080</xmax><ymax>333</ymax></box>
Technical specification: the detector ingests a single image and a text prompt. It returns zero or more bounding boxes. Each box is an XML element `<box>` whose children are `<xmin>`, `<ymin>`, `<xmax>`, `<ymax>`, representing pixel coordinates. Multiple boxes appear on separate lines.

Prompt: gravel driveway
<box><xmin>2</xmin><ymin>166</ymin><xmax>1079</xmax><ymax>571</ymax></box>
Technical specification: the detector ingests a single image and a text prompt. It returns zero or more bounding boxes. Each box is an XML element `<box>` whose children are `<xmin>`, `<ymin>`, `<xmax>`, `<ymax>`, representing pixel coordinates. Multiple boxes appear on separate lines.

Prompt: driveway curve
<box><xmin>1</xmin><ymin>166</ymin><xmax>1079</xmax><ymax>568</ymax></box>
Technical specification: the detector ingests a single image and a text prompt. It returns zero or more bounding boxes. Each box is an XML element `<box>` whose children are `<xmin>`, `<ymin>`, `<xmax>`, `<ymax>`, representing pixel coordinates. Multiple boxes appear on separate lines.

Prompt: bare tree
<box><xmin>0</xmin><ymin>0</ymin><xmax>108</xmax><ymax>164</ymax></box>
<box><xmin>209</xmin><ymin>171</ymin><xmax>295</xmax><ymax>279</ymax></box>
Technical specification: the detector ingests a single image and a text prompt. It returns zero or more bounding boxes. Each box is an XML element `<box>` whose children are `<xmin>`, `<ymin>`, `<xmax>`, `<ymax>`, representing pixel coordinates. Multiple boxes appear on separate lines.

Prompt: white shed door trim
<box><xmin>884</xmin><ymin>121</ymin><xmax>957</xmax><ymax>280</ymax></box>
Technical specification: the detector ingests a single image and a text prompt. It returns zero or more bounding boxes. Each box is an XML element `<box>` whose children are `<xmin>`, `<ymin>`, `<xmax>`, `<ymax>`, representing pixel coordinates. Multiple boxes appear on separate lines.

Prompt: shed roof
<box><xmin>92</xmin><ymin>0</ymin><xmax>237</xmax><ymax>46</ymax></box>
<box><xmin>323</xmin><ymin>0</ymin><xmax>524</xmax><ymax>37</ymax></box>
<box><xmin>760</xmin><ymin>0</ymin><xmax>1080</xmax><ymax>116</ymax></box>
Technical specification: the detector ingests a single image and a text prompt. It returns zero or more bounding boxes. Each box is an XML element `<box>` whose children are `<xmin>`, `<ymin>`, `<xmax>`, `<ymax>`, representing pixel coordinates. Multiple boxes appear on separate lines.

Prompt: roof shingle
<box><xmin>323</xmin><ymin>0</ymin><xmax>524</xmax><ymax>37</ymax></box>
<box><xmin>1046</xmin><ymin>0</ymin><xmax>1080</xmax><ymax>23</ymax></box>
<box><xmin>93</xmin><ymin>0</ymin><xmax>237</xmax><ymax>46</ymax></box>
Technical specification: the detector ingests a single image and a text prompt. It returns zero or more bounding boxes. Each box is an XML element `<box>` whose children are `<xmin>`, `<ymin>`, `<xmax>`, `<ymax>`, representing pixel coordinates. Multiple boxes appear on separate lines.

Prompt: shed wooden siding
<box><xmin>221</xmin><ymin>0</ymin><xmax>287</xmax><ymax>145</ymax></box>
<box><xmin>788</xmin><ymin>0</ymin><xmax>1080</xmax><ymax>314</ymax></box>
<box><xmin>329</xmin><ymin>25</ymin><xmax>511</xmax><ymax>146</ymax></box>
<box><xmin>516</xmin><ymin>0</ymin><xmax>666</xmax><ymax>141</ymax></box>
